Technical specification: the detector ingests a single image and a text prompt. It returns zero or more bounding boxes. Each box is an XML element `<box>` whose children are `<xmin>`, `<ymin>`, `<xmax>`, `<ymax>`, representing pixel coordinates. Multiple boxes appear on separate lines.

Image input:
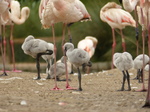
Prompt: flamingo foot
<box><xmin>136</xmin><ymin>88</ymin><xmax>147</xmax><ymax>92</ymax></box>
<box><xmin>66</xmin><ymin>85</ymin><xmax>76</xmax><ymax>90</ymax></box>
<box><xmin>132</xmin><ymin>77</ymin><xmax>139</xmax><ymax>80</ymax></box>
<box><xmin>76</xmin><ymin>88</ymin><xmax>83</xmax><ymax>91</ymax></box>
<box><xmin>0</xmin><ymin>72</ymin><xmax>8</xmax><ymax>76</ymax></box>
<box><xmin>142</xmin><ymin>101</ymin><xmax>150</xmax><ymax>108</ymax></box>
<box><xmin>12</xmin><ymin>69</ymin><xmax>22</xmax><ymax>73</ymax></box>
<box><xmin>51</xmin><ymin>86</ymin><xmax>63</xmax><ymax>90</ymax></box>
<box><xmin>0</xmin><ymin>70</ymin><xmax>10</xmax><ymax>72</ymax></box>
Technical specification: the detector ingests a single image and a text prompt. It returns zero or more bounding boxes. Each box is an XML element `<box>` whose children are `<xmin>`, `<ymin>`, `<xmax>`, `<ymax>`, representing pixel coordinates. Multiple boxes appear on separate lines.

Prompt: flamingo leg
<box><xmin>126</xmin><ymin>70</ymin><xmax>131</xmax><ymax>91</ymax></box>
<box><xmin>34</xmin><ymin>51</ymin><xmax>53</xmax><ymax>80</ymax></box>
<box><xmin>77</xmin><ymin>67</ymin><xmax>82</xmax><ymax>91</ymax></box>
<box><xmin>143</xmin><ymin>23</ymin><xmax>150</xmax><ymax>108</ymax></box>
<box><xmin>3</xmin><ymin>25</ymin><xmax>6</xmax><ymax>62</ymax></box>
<box><xmin>10</xmin><ymin>25</ymin><xmax>22</xmax><ymax>72</ymax></box>
<box><xmin>134</xmin><ymin>6</ymin><xmax>139</xmax><ymax>56</ymax></box>
<box><xmin>133</xmin><ymin>69</ymin><xmax>140</xmax><ymax>80</ymax></box>
<box><xmin>118</xmin><ymin>71</ymin><xmax>126</xmax><ymax>91</ymax></box>
<box><xmin>139</xmin><ymin>69</ymin><xmax>143</xmax><ymax>83</ymax></box>
<box><xmin>1</xmin><ymin>25</ymin><xmax>10</xmax><ymax>72</ymax></box>
<box><xmin>111</xmin><ymin>28</ymin><xmax>116</xmax><ymax>69</ymax></box>
<box><xmin>0</xmin><ymin>25</ymin><xmax>8</xmax><ymax>76</ymax></box>
<box><xmin>67</xmin><ymin>25</ymin><xmax>74</xmax><ymax>74</ymax></box>
<box><xmin>35</xmin><ymin>54</ymin><xmax>41</xmax><ymax>80</ymax></box>
<box><xmin>62</xmin><ymin>23</ymin><xmax>75</xmax><ymax>90</ymax></box>
<box><xmin>46</xmin><ymin>59</ymin><xmax>51</xmax><ymax>79</ymax></box>
<box><xmin>120</xmin><ymin>30</ymin><xmax>126</xmax><ymax>52</ymax></box>
<box><xmin>51</xmin><ymin>24</ymin><xmax>63</xmax><ymax>90</ymax></box>
<box><xmin>67</xmin><ymin>24</ymin><xmax>73</xmax><ymax>43</ymax></box>
<box><xmin>136</xmin><ymin>7</ymin><xmax>147</xmax><ymax>92</ymax></box>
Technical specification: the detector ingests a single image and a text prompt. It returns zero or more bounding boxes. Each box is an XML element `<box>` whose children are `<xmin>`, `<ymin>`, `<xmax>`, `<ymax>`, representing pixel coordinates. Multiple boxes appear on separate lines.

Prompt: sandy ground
<box><xmin>0</xmin><ymin>68</ymin><xmax>150</xmax><ymax>112</ymax></box>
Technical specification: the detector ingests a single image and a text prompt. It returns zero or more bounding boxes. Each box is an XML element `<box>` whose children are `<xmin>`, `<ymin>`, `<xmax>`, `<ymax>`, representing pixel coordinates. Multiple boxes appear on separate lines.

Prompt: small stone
<box><xmin>20</xmin><ymin>100</ymin><xmax>27</xmax><ymax>105</ymax></box>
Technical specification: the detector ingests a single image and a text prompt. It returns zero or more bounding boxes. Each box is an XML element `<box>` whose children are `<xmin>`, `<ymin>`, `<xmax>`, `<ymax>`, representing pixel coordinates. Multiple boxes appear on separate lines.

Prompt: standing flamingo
<box><xmin>133</xmin><ymin>0</ymin><xmax>150</xmax><ymax>92</ymax></box>
<box><xmin>77</xmin><ymin>36</ymin><xmax>98</xmax><ymax>73</ymax></box>
<box><xmin>0</xmin><ymin>0</ymin><xmax>10</xmax><ymax>76</ymax></box>
<box><xmin>119</xmin><ymin>0</ymin><xmax>140</xmax><ymax>56</ymax></box>
<box><xmin>113</xmin><ymin>52</ymin><xmax>134</xmax><ymax>91</ymax></box>
<box><xmin>139</xmin><ymin>0</ymin><xmax>150</xmax><ymax>108</ymax></box>
<box><xmin>133</xmin><ymin>54</ymin><xmax>149</xmax><ymax>83</ymax></box>
<box><xmin>53</xmin><ymin>0</ymin><xmax>91</xmax><ymax>89</ymax></box>
<box><xmin>100</xmin><ymin>2</ymin><xmax>136</xmax><ymax>69</ymax></box>
<box><xmin>39</xmin><ymin>0</ymin><xmax>63</xmax><ymax>90</ymax></box>
<box><xmin>64</xmin><ymin>42</ymin><xmax>92</xmax><ymax>91</ymax></box>
<box><xmin>39</xmin><ymin>0</ymin><xmax>91</xmax><ymax>90</ymax></box>
<box><xmin>7</xmin><ymin>0</ymin><xmax>30</xmax><ymax>72</ymax></box>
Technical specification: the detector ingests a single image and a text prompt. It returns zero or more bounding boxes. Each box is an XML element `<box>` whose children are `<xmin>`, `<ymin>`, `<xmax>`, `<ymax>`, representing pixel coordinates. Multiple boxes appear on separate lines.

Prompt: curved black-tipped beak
<box><xmin>46</xmin><ymin>50</ymin><xmax>53</xmax><ymax>55</ymax></box>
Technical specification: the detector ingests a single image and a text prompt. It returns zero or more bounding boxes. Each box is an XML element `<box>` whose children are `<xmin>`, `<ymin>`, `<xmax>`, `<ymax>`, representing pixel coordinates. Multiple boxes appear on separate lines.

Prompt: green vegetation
<box><xmin>11</xmin><ymin>0</ymin><xmax>145</xmax><ymax>63</ymax></box>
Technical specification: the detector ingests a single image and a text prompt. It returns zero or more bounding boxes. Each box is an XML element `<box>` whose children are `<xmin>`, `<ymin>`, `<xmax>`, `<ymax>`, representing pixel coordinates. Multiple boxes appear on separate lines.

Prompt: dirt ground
<box><xmin>0</xmin><ymin>68</ymin><xmax>150</xmax><ymax>112</ymax></box>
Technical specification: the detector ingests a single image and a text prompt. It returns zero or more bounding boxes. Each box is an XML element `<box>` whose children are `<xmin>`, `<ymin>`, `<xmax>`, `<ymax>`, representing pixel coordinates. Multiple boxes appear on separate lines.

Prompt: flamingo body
<box><xmin>77</xmin><ymin>36</ymin><xmax>98</xmax><ymax>58</ymax></box>
<box><xmin>113</xmin><ymin>52</ymin><xmax>133</xmax><ymax>91</ymax></box>
<box><xmin>100</xmin><ymin>2</ymin><xmax>136</xmax><ymax>29</ymax></box>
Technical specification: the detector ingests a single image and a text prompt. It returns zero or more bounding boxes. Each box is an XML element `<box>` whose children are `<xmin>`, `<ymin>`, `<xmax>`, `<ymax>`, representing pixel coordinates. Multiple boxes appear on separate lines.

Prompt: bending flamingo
<box><xmin>100</xmin><ymin>2</ymin><xmax>136</xmax><ymax>69</ymax></box>
<box><xmin>21</xmin><ymin>35</ymin><xmax>53</xmax><ymax>80</ymax></box>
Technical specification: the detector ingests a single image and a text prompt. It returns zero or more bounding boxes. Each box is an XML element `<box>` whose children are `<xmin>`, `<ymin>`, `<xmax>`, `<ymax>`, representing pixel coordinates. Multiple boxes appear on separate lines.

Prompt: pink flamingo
<box><xmin>119</xmin><ymin>0</ymin><xmax>140</xmax><ymax>56</ymax></box>
<box><xmin>138</xmin><ymin>0</ymin><xmax>150</xmax><ymax>107</ymax></box>
<box><xmin>39</xmin><ymin>0</ymin><xmax>63</xmax><ymax>90</ymax></box>
<box><xmin>77</xmin><ymin>36</ymin><xmax>98</xmax><ymax>73</ymax></box>
<box><xmin>100</xmin><ymin>2</ymin><xmax>136</xmax><ymax>69</ymax></box>
<box><xmin>39</xmin><ymin>0</ymin><xmax>91</xmax><ymax>90</ymax></box>
<box><xmin>7</xmin><ymin>0</ymin><xmax>30</xmax><ymax>72</ymax></box>
<box><xmin>0</xmin><ymin>0</ymin><xmax>10</xmax><ymax>76</ymax></box>
<box><xmin>132</xmin><ymin>0</ymin><xmax>150</xmax><ymax>92</ymax></box>
<box><xmin>54</xmin><ymin>0</ymin><xmax>91</xmax><ymax>90</ymax></box>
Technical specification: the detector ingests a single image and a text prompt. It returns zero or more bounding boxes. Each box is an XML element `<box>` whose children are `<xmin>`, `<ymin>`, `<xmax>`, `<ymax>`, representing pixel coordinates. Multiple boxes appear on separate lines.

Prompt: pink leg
<box><xmin>0</xmin><ymin>25</ymin><xmax>8</xmax><ymax>76</ymax></box>
<box><xmin>10</xmin><ymin>40</ymin><xmax>22</xmax><ymax>72</ymax></box>
<box><xmin>136</xmin><ymin>7</ymin><xmax>147</xmax><ymax>92</ymax></box>
<box><xmin>142</xmin><ymin>14</ymin><xmax>150</xmax><ymax>108</ymax></box>
<box><xmin>134</xmin><ymin>6</ymin><xmax>139</xmax><ymax>56</ymax></box>
<box><xmin>111</xmin><ymin>28</ymin><xmax>116</xmax><ymax>69</ymax></box>
<box><xmin>51</xmin><ymin>24</ymin><xmax>63</xmax><ymax>91</ymax></box>
<box><xmin>120</xmin><ymin>30</ymin><xmax>126</xmax><ymax>52</ymax></box>
<box><xmin>1</xmin><ymin>25</ymin><xmax>10</xmax><ymax>72</ymax></box>
<box><xmin>10</xmin><ymin>25</ymin><xmax>22</xmax><ymax>72</ymax></box>
<box><xmin>62</xmin><ymin>24</ymin><xmax>75</xmax><ymax>90</ymax></box>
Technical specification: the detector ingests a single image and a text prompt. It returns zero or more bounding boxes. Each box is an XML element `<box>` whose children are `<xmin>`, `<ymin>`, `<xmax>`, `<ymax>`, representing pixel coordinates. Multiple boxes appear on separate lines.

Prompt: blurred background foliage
<box><xmin>8</xmin><ymin>0</ymin><xmax>146</xmax><ymax>63</ymax></box>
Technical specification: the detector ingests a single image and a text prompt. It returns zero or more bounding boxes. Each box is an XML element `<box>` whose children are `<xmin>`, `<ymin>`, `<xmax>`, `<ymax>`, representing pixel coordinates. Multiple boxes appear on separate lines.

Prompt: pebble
<box><xmin>20</xmin><ymin>100</ymin><xmax>27</xmax><ymax>105</ymax></box>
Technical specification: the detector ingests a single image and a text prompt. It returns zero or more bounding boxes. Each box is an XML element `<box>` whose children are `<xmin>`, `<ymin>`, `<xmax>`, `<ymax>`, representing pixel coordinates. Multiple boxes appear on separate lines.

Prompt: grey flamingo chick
<box><xmin>113</xmin><ymin>52</ymin><xmax>134</xmax><ymax>91</ymax></box>
<box><xmin>49</xmin><ymin>56</ymin><xmax>71</xmax><ymax>81</ymax></box>
<box><xmin>133</xmin><ymin>54</ymin><xmax>149</xmax><ymax>83</ymax></box>
<box><xmin>21</xmin><ymin>35</ymin><xmax>53</xmax><ymax>80</ymax></box>
<box><xmin>64</xmin><ymin>42</ymin><xmax>92</xmax><ymax>91</ymax></box>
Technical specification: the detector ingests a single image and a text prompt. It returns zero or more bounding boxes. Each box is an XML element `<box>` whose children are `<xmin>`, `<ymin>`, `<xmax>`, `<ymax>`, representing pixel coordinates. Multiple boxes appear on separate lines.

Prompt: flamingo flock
<box><xmin>0</xmin><ymin>0</ymin><xmax>150</xmax><ymax>108</ymax></box>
